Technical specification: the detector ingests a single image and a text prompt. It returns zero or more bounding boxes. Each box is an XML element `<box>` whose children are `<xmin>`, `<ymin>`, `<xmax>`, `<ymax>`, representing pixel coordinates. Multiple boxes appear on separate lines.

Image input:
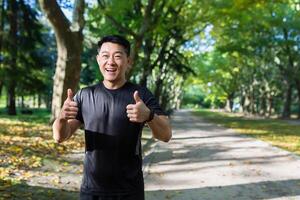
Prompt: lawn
<box><xmin>0</xmin><ymin>109</ymin><xmax>85</xmax><ymax>199</ymax></box>
<box><xmin>192</xmin><ymin>109</ymin><xmax>300</xmax><ymax>156</ymax></box>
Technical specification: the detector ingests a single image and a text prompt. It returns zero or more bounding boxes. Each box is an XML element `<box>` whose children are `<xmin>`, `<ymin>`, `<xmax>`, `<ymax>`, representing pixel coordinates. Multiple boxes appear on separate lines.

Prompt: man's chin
<box><xmin>104</xmin><ymin>78</ymin><xmax>121</xmax><ymax>83</ymax></box>
<box><xmin>104</xmin><ymin>76</ymin><xmax>117</xmax><ymax>81</ymax></box>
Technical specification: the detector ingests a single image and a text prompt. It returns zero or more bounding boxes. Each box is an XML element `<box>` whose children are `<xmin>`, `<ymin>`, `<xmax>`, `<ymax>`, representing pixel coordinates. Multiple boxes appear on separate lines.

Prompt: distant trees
<box><xmin>0</xmin><ymin>0</ymin><xmax>50</xmax><ymax>115</ymax></box>
<box><xmin>86</xmin><ymin>0</ymin><xmax>206</xmax><ymax>111</ymax></box>
<box><xmin>1</xmin><ymin>0</ymin><xmax>298</xmax><ymax>120</ymax></box>
<box><xmin>189</xmin><ymin>0</ymin><xmax>300</xmax><ymax>118</ymax></box>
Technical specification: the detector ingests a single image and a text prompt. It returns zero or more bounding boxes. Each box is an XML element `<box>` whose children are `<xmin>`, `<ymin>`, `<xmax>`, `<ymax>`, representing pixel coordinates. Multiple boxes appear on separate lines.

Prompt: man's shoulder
<box><xmin>79</xmin><ymin>83</ymin><xmax>102</xmax><ymax>93</ymax></box>
<box><xmin>74</xmin><ymin>83</ymin><xmax>102</xmax><ymax>100</ymax></box>
<box><xmin>126</xmin><ymin>82</ymin><xmax>141</xmax><ymax>89</ymax></box>
<box><xmin>126</xmin><ymin>82</ymin><xmax>148</xmax><ymax>92</ymax></box>
<box><xmin>126</xmin><ymin>82</ymin><xmax>155</xmax><ymax>102</ymax></box>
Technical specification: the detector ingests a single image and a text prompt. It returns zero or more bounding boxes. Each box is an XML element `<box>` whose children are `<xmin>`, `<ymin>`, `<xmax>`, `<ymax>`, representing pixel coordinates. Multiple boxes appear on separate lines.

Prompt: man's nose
<box><xmin>107</xmin><ymin>56</ymin><xmax>115</xmax><ymax>65</ymax></box>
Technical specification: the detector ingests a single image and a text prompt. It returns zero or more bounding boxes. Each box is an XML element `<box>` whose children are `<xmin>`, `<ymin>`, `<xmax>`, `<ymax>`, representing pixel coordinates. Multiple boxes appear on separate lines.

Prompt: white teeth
<box><xmin>106</xmin><ymin>68</ymin><xmax>117</xmax><ymax>72</ymax></box>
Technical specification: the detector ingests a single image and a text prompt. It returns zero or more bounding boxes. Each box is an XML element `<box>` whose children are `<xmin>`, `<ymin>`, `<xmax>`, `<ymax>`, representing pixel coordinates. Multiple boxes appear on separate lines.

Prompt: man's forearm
<box><xmin>52</xmin><ymin>118</ymin><xmax>71</xmax><ymax>143</ymax></box>
<box><xmin>147</xmin><ymin>115</ymin><xmax>172</xmax><ymax>142</ymax></box>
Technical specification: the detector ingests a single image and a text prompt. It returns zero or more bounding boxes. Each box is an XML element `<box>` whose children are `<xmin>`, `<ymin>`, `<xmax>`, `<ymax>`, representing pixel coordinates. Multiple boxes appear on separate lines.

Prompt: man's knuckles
<box><xmin>126</xmin><ymin>104</ymin><xmax>135</xmax><ymax>110</ymax></box>
<box><xmin>69</xmin><ymin>102</ymin><xmax>78</xmax><ymax>107</ymax></box>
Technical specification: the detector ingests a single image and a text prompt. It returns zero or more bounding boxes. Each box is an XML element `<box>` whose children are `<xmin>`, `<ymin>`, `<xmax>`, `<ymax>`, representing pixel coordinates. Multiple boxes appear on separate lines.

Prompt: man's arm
<box><xmin>53</xmin><ymin>119</ymin><xmax>81</xmax><ymax>143</ymax></box>
<box><xmin>52</xmin><ymin>89</ymin><xmax>81</xmax><ymax>143</ymax></box>
<box><xmin>126</xmin><ymin>91</ymin><xmax>172</xmax><ymax>143</ymax></box>
<box><xmin>147</xmin><ymin>115</ymin><xmax>172</xmax><ymax>142</ymax></box>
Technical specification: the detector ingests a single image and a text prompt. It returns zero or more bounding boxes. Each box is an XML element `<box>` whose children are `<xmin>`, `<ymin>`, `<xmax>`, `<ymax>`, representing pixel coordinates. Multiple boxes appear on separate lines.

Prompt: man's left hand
<box><xmin>126</xmin><ymin>91</ymin><xmax>150</xmax><ymax>123</ymax></box>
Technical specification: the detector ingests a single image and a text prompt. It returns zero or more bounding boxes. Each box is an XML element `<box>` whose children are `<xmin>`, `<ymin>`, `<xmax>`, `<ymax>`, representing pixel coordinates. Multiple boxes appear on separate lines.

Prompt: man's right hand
<box><xmin>59</xmin><ymin>89</ymin><xmax>78</xmax><ymax>121</ymax></box>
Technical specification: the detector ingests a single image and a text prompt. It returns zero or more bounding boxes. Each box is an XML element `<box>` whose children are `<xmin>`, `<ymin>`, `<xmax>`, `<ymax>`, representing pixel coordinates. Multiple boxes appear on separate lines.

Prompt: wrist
<box><xmin>145</xmin><ymin>108</ymin><xmax>154</xmax><ymax>122</ymax></box>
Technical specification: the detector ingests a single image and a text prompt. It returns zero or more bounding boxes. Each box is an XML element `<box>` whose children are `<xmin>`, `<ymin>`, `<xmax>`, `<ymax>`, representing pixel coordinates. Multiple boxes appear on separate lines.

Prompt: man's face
<box><xmin>97</xmin><ymin>42</ymin><xmax>130</xmax><ymax>83</ymax></box>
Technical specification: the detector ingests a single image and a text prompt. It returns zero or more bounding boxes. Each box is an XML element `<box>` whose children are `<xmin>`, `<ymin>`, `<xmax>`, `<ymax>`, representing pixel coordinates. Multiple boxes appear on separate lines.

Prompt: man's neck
<box><xmin>102</xmin><ymin>79</ymin><xmax>127</xmax><ymax>90</ymax></box>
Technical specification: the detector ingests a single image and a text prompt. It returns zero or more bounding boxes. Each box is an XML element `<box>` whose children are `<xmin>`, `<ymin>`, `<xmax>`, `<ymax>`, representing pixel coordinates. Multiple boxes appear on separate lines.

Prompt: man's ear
<box><xmin>96</xmin><ymin>54</ymin><xmax>100</xmax><ymax>65</ymax></box>
<box><xmin>127</xmin><ymin>57</ymin><xmax>133</xmax><ymax>70</ymax></box>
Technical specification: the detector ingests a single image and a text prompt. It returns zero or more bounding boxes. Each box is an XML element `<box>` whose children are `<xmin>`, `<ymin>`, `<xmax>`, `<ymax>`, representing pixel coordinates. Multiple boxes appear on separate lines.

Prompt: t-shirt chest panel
<box><xmin>82</xmin><ymin>89</ymin><xmax>135</xmax><ymax>136</ymax></box>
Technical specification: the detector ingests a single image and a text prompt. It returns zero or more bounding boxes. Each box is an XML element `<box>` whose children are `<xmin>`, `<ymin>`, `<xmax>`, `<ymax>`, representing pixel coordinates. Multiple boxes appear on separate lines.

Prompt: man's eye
<box><xmin>102</xmin><ymin>55</ymin><xmax>109</xmax><ymax>58</ymax></box>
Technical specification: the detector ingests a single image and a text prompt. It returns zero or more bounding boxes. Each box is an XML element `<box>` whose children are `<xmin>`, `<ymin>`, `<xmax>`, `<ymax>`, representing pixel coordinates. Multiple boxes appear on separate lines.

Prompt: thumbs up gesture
<box><xmin>126</xmin><ymin>91</ymin><xmax>151</xmax><ymax>123</ymax></box>
<box><xmin>59</xmin><ymin>89</ymin><xmax>78</xmax><ymax>120</ymax></box>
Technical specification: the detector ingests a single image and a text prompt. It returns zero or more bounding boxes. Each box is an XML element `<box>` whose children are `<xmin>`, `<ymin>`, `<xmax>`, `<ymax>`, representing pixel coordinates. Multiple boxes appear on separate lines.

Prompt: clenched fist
<box><xmin>126</xmin><ymin>91</ymin><xmax>151</xmax><ymax>123</ymax></box>
<box><xmin>59</xmin><ymin>89</ymin><xmax>78</xmax><ymax>121</ymax></box>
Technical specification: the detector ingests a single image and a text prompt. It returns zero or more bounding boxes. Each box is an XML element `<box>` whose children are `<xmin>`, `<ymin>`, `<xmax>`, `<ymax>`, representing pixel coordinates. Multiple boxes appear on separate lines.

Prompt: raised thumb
<box><xmin>133</xmin><ymin>90</ymin><xmax>141</xmax><ymax>103</ymax></box>
<box><xmin>67</xmin><ymin>88</ymin><xmax>73</xmax><ymax>101</ymax></box>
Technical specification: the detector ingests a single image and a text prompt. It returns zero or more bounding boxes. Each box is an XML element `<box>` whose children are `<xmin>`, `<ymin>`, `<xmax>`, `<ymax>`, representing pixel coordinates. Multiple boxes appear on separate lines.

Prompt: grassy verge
<box><xmin>192</xmin><ymin>109</ymin><xmax>300</xmax><ymax>155</ymax></box>
<box><xmin>0</xmin><ymin>109</ymin><xmax>84</xmax><ymax>199</ymax></box>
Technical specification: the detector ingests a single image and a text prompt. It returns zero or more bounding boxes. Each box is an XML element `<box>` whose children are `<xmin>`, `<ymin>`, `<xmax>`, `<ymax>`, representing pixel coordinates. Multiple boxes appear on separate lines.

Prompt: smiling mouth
<box><xmin>105</xmin><ymin>68</ymin><xmax>117</xmax><ymax>72</ymax></box>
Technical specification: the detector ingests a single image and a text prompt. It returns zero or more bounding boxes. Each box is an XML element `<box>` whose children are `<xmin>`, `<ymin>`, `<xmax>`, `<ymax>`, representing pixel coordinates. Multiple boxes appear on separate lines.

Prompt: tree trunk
<box><xmin>45</xmin><ymin>92</ymin><xmax>51</xmax><ymax>111</ymax></box>
<box><xmin>38</xmin><ymin>94</ymin><xmax>42</xmax><ymax>108</ymax></box>
<box><xmin>7</xmin><ymin>0</ymin><xmax>17</xmax><ymax>115</ymax></box>
<box><xmin>0</xmin><ymin>81</ymin><xmax>3</xmax><ymax>99</ymax></box>
<box><xmin>225</xmin><ymin>92</ymin><xmax>234</xmax><ymax>112</ymax></box>
<box><xmin>7</xmin><ymin>82</ymin><xmax>16</xmax><ymax>115</ymax></box>
<box><xmin>250</xmin><ymin>86</ymin><xmax>255</xmax><ymax>114</ymax></box>
<box><xmin>267</xmin><ymin>96</ymin><xmax>273</xmax><ymax>118</ymax></box>
<box><xmin>0</xmin><ymin>0</ymin><xmax>4</xmax><ymax>57</ymax></box>
<box><xmin>295</xmin><ymin>80</ymin><xmax>300</xmax><ymax>119</ymax></box>
<box><xmin>174</xmin><ymin>77</ymin><xmax>184</xmax><ymax>110</ymax></box>
<box><xmin>139</xmin><ymin>37</ymin><xmax>153</xmax><ymax>87</ymax></box>
<box><xmin>154</xmin><ymin>64</ymin><xmax>167</xmax><ymax>104</ymax></box>
<box><xmin>241</xmin><ymin>88</ymin><xmax>250</xmax><ymax>114</ymax></box>
<box><xmin>281</xmin><ymin>27</ymin><xmax>295</xmax><ymax>119</ymax></box>
<box><xmin>225</xmin><ymin>100</ymin><xmax>231</xmax><ymax>112</ymax></box>
<box><xmin>38</xmin><ymin>0</ymin><xmax>85</xmax><ymax>123</ymax></box>
<box><xmin>282</xmin><ymin>83</ymin><xmax>292</xmax><ymax>119</ymax></box>
<box><xmin>154</xmin><ymin>78</ymin><xmax>163</xmax><ymax>104</ymax></box>
<box><xmin>261</xmin><ymin>92</ymin><xmax>267</xmax><ymax>116</ymax></box>
<box><xmin>21</xmin><ymin>96</ymin><xmax>24</xmax><ymax>108</ymax></box>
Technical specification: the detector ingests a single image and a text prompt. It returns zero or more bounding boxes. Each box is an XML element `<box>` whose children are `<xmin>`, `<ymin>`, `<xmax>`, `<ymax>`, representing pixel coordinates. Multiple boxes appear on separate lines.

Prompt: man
<box><xmin>52</xmin><ymin>35</ymin><xmax>172</xmax><ymax>200</ymax></box>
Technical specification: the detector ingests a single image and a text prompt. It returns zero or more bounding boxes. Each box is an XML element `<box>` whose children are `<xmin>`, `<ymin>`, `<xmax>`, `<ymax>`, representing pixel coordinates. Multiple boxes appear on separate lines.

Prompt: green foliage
<box><xmin>83</xmin><ymin>0</ymin><xmax>208</xmax><ymax>110</ymax></box>
<box><xmin>0</xmin><ymin>0</ymin><xmax>53</xmax><ymax>104</ymax></box>
<box><xmin>184</xmin><ymin>0</ymin><xmax>300</xmax><ymax>117</ymax></box>
<box><xmin>1</xmin><ymin>0</ymin><xmax>298</xmax><ymax>116</ymax></box>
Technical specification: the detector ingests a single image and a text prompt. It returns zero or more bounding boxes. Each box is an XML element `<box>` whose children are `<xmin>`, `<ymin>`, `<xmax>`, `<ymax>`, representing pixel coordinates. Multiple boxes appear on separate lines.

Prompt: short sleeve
<box><xmin>73</xmin><ymin>89</ymin><xmax>84</xmax><ymax>123</ymax></box>
<box><xmin>141</xmin><ymin>87</ymin><xmax>166</xmax><ymax>116</ymax></box>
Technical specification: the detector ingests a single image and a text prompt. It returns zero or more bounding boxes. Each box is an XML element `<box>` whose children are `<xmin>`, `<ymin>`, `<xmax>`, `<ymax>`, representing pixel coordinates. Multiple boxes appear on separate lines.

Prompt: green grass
<box><xmin>0</xmin><ymin>108</ymin><xmax>84</xmax><ymax>199</ymax></box>
<box><xmin>192</xmin><ymin>109</ymin><xmax>300</xmax><ymax>155</ymax></box>
<box><xmin>0</xmin><ymin>108</ymin><xmax>51</xmax><ymax>124</ymax></box>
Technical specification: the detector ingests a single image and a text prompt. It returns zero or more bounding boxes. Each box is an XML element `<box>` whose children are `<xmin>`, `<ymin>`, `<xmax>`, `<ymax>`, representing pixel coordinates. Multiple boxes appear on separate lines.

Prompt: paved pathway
<box><xmin>144</xmin><ymin>110</ymin><xmax>300</xmax><ymax>200</ymax></box>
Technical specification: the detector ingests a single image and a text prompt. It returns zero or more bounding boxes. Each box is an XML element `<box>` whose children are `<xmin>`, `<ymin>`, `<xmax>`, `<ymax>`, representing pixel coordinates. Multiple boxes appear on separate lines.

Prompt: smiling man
<box><xmin>52</xmin><ymin>35</ymin><xmax>172</xmax><ymax>200</ymax></box>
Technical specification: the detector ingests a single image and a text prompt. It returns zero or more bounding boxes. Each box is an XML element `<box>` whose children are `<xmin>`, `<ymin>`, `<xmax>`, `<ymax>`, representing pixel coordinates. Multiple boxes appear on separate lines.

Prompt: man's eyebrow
<box><xmin>114</xmin><ymin>51</ymin><xmax>125</xmax><ymax>54</ymax></box>
<box><xmin>100</xmin><ymin>50</ymin><xmax>124</xmax><ymax>54</ymax></box>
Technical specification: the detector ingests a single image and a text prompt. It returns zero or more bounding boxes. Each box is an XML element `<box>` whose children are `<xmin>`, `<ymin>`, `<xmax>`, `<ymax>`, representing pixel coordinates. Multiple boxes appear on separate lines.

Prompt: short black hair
<box><xmin>97</xmin><ymin>35</ymin><xmax>131</xmax><ymax>56</ymax></box>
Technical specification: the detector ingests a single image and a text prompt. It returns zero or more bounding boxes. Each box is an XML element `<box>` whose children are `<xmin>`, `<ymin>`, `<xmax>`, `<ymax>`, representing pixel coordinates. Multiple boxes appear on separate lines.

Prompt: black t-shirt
<box><xmin>73</xmin><ymin>82</ymin><xmax>165</xmax><ymax>196</ymax></box>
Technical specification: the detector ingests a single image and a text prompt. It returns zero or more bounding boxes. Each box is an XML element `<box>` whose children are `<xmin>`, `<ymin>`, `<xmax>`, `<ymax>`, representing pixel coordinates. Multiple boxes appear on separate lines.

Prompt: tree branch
<box><xmin>72</xmin><ymin>0</ymin><xmax>85</xmax><ymax>32</ymax></box>
<box><xmin>38</xmin><ymin>0</ymin><xmax>70</xmax><ymax>33</ymax></box>
<box><xmin>105</xmin><ymin>14</ymin><xmax>138</xmax><ymax>38</ymax></box>
<box><xmin>138</xmin><ymin>0</ymin><xmax>156</xmax><ymax>37</ymax></box>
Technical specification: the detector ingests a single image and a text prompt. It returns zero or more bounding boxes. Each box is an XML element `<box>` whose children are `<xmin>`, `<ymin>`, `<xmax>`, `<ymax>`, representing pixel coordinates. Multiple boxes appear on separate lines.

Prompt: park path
<box><xmin>144</xmin><ymin>110</ymin><xmax>300</xmax><ymax>200</ymax></box>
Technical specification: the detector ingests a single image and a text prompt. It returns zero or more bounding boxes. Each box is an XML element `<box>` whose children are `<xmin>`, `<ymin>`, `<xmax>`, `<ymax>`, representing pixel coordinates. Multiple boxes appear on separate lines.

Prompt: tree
<box><xmin>38</xmin><ymin>0</ymin><xmax>85</xmax><ymax>122</ymax></box>
<box><xmin>86</xmin><ymin>0</ymin><xmax>206</xmax><ymax>110</ymax></box>
<box><xmin>0</xmin><ymin>0</ymin><xmax>50</xmax><ymax>115</ymax></box>
<box><xmin>189</xmin><ymin>0</ymin><xmax>300</xmax><ymax>118</ymax></box>
<box><xmin>6</xmin><ymin>0</ymin><xmax>18</xmax><ymax>115</ymax></box>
